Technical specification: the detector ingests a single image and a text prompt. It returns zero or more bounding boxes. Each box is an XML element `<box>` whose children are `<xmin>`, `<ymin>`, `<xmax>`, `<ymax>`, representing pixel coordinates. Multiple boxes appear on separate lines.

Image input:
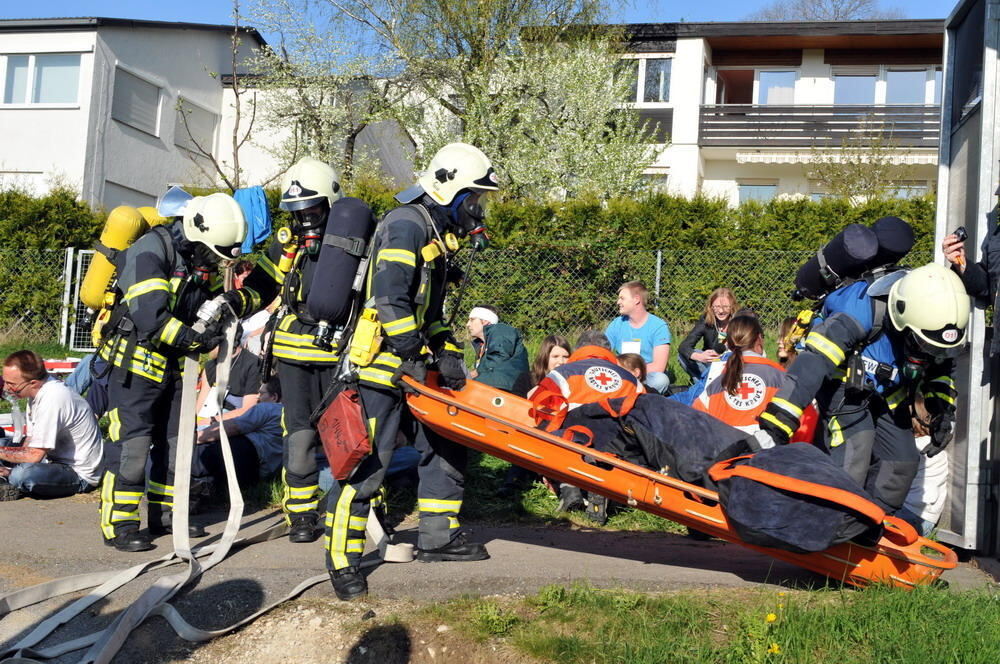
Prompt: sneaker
<box><xmin>557</xmin><ymin>485</ymin><xmax>584</xmax><ymax>512</ymax></box>
<box><xmin>104</xmin><ymin>529</ymin><xmax>155</xmax><ymax>553</ymax></box>
<box><xmin>0</xmin><ymin>477</ymin><xmax>21</xmax><ymax>502</ymax></box>
<box><xmin>329</xmin><ymin>566</ymin><xmax>368</xmax><ymax>601</ymax></box>
<box><xmin>289</xmin><ymin>514</ymin><xmax>320</xmax><ymax>543</ymax></box>
<box><xmin>416</xmin><ymin>533</ymin><xmax>490</xmax><ymax>563</ymax></box>
<box><xmin>584</xmin><ymin>492</ymin><xmax>608</xmax><ymax>526</ymax></box>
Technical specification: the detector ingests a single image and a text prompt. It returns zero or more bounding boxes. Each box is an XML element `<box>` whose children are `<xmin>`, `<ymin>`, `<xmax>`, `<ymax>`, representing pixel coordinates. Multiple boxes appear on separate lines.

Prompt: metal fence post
<box><xmin>59</xmin><ymin>247</ymin><xmax>74</xmax><ymax>348</ymax></box>
<box><xmin>654</xmin><ymin>249</ymin><xmax>662</xmax><ymax>301</ymax></box>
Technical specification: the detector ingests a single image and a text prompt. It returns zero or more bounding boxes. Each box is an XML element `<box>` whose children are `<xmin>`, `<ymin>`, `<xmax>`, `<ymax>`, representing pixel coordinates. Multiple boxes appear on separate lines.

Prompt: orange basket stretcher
<box><xmin>403</xmin><ymin>374</ymin><xmax>957</xmax><ymax>589</ymax></box>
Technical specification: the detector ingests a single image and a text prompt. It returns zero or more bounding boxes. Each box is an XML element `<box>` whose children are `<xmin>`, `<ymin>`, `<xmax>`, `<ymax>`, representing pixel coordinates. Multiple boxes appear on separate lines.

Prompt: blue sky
<box><xmin>0</xmin><ymin>0</ymin><xmax>953</xmax><ymax>30</ymax></box>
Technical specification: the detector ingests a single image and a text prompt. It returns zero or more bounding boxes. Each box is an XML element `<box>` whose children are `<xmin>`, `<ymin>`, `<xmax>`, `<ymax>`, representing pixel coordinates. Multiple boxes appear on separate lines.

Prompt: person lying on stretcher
<box><xmin>528</xmin><ymin>331</ymin><xmax>752</xmax><ymax>489</ymax></box>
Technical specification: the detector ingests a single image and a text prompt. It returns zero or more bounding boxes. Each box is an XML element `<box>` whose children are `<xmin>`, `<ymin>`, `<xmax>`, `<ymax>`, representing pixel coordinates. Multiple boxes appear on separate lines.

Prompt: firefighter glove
<box><xmin>926</xmin><ymin>413</ymin><xmax>955</xmax><ymax>458</ymax></box>
<box><xmin>191</xmin><ymin>329</ymin><xmax>224</xmax><ymax>352</ymax></box>
<box><xmin>393</xmin><ymin>358</ymin><xmax>427</xmax><ymax>389</ymax></box>
<box><xmin>436</xmin><ymin>349</ymin><xmax>467</xmax><ymax>391</ymax></box>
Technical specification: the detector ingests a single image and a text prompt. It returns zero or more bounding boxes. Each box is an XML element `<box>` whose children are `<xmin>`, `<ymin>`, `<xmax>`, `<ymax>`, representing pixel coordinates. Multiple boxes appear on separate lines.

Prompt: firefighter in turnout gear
<box><xmin>325</xmin><ymin>143</ymin><xmax>499</xmax><ymax>601</ymax></box>
<box><xmin>99</xmin><ymin>193</ymin><xmax>246</xmax><ymax>552</ymax></box>
<box><xmin>753</xmin><ymin>263</ymin><xmax>968</xmax><ymax>515</ymax></box>
<box><xmin>221</xmin><ymin>157</ymin><xmax>350</xmax><ymax>544</ymax></box>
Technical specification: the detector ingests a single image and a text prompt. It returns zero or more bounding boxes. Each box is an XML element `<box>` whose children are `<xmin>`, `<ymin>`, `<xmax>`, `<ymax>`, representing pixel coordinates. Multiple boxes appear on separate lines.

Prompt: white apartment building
<box><xmin>619</xmin><ymin>19</ymin><xmax>944</xmax><ymax>204</ymax></box>
<box><xmin>0</xmin><ymin>17</ymin><xmax>263</xmax><ymax>209</ymax></box>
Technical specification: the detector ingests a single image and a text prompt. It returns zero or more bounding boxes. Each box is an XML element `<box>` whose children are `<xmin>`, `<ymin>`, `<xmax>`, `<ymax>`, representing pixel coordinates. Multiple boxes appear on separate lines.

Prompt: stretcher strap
<box><xmin>597</xmin><ymin>392</ymin><xmax>639</xmax><ymax>419</ymax></box>
<box><xmin>708</xmin><ymin>456</ymin><xmax>886</xmax><ymax>525</ymax></box>
<box><xmin>561</xmin><ymin>425</ymin><xmax>594</xmax><ymax>447</ymax></box>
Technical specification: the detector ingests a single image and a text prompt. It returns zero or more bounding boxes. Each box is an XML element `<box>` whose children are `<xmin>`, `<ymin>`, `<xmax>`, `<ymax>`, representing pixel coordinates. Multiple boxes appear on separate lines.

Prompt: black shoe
<box><xmin>557</xmin><ymin>485</ymin><xmax>584</xmax><ymax>512</ymax></box>
<box><xmin>104</xmin><ymin>530</ymin><xmax>155</xmax><ymax>552</ymax></box>
<box><xmin>329</xmin><ymin>566</ymin><xmax>368</xmax><ymax>601</ymax></box>
<box><xmin>685</xmin><ymin>527</ymin><xmax>713</xmax><ymax>541</ymax></box>
<box><xmin>496</xmin><ymin>484</ymin><xmax>516</xmax><ymax>499</ymax></box>
<box><xmin>149</xmin><ymin>522</ymin><xmax>208</xmax><ymax>539</ymax></box>
<box><xmin>416</xmin><ymin>533</ymin><xmax>490</xmax><ymax>563</ymax></box>
<box><xmin>289</xmin><ymin>515</ymin><xmax>320</xmax><ymax>543</ymax></box>
<box><xmin>584</xmin><ymin>492</ymin><xmax>608</xmax><ymax>525</ymax></box>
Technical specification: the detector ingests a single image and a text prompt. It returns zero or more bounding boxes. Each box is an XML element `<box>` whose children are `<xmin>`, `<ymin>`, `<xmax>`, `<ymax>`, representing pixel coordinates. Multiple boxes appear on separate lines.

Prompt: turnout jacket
<box><xmin>233</xmin><ymin>229</ymin><xmax>340</xmax><ymax>365</ymax></box>
<box><xmin>99</xmin><ymin>222</ymin><xmax>223</xmax><ymax>383</ymax></box>
<box><xmin>357</xmin><ymin>203</ymin><xmax>460</xmax><ymax>390</ymax></box>
<box><xmin>758</xmin><ymin>279</ymin><xmax>957</xmax><ymax>444</ymax></box>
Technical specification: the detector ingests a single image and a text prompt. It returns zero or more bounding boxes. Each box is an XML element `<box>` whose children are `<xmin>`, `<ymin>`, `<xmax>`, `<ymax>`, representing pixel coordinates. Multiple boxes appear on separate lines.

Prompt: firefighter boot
<box><xmin>416</xmin><ymin>533</ymin><xmax>490</xmax><ymax>563</ymax></box>
<box><xmin>104</xmin><ymin>528</ymin><xmax>155</xmax><ymax>553</ymax></box>
<box><xmin>329</xmin><ymin>566</ymin><xmax>368</xmax><ymax>601</ymax></box>
<box><xmin>289</xmin><ymin>513</ymin><xmax>320</xmax><ymax>543</ymax></box>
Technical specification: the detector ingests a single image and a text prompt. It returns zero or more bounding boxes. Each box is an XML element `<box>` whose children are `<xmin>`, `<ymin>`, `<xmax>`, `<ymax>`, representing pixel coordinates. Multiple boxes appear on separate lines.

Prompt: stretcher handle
<box><xmin>881</xmin><ymin>515</ymin><xmax>919</xmax><ymax>547</ymax></box>
<box><xmin>708</xmin><ymin>456</ymin><xmax>886</xmax><ymax>525</ymax></box>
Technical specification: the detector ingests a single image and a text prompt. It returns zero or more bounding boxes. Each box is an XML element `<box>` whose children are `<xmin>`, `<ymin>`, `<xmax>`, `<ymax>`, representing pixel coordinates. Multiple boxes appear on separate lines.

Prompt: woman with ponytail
<box><xmin>693</xmin><ymin>313</ymin><xmax>815</xmax><ymax>441</ymax></box>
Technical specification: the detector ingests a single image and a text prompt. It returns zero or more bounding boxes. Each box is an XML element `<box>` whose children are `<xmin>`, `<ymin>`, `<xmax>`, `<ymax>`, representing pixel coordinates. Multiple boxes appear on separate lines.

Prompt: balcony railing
<box><xmin>699</xmin><ymin>104</ymin><xmax>941</xmax><ymax>148</ymax></box>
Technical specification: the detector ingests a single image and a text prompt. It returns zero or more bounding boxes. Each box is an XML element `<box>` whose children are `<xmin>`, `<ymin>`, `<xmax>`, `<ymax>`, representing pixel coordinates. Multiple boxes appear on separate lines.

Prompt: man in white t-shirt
<box><xmin>0</xmin><ymin>350</ymin><xmax>103</xmax><ymax>498</ymax></box>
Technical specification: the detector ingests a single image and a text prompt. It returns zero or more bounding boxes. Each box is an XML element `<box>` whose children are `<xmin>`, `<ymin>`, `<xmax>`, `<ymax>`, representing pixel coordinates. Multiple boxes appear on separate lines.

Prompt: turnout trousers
<box><xmin>814</xmin><ymin>387</ymin><xmax>919</xmax><ymax>513</ymax></box>
<box><xmin>323</xmin><ymin>383</ymin><xmax>468</xmax><ymax>571</ymax></box>
<box><xmin>100</xmin><ymin>364</ymin><xmax>182</xmax><ymax>540</ymax></box>
<box><xmin>277</xmin><ymin>359</ymin><xmax>338</xmax><ymax>524</ymax></box>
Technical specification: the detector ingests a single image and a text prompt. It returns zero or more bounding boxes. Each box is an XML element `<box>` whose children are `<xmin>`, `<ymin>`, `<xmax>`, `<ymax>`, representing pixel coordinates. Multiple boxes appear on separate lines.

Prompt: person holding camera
<box><xmin>943</xmin><ymin>225</ymin><xmax>1000</xmax><ymax>356</ymax></box>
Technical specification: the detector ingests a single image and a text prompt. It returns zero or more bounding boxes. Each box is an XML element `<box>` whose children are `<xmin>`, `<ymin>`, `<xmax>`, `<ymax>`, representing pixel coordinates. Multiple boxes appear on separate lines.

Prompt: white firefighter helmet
<box><xmin>182</xmin><ymin>193</ymin><xmax>247</xmax><ymax>261</ymax></box>
<box><xmin>415</xmin><ymin>143</ymin><xmax>499</xmax><ymax>206</ymax></box>
<box><xmin>279</xmin><ymin>157</ymin><xmax>342</xmax><ymax>211</ymax></box>
<box><xmin>888</xmin><ymin>263</ymin><xmax>970</xmax><ymax>358</ymax></box>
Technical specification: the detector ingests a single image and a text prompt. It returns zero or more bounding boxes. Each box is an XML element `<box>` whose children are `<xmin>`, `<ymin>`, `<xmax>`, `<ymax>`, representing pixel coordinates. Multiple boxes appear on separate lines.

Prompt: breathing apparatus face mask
<box><xmin>449</xmin><ymin>191</ymin><xmax>489</xmax><ymax>250</ymax></box>
<box><xmin>291</xmin><ymin>200</ymin><xmax>330</xmax><ymax>255</ymax></box>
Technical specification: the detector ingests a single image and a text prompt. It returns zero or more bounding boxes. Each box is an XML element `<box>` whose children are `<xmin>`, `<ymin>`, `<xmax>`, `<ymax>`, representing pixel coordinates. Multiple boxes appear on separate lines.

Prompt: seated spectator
<box><xmin>0</xmin><ymin>350</ymin><xmax>103</xmax><ymax>499</ymax></box>
<box><xmin>531</xmin><ymin>330</ymin><xmax>644</xmax><ymax>523</ymax></box>
<box><xmin>678</xmin><ymin>288</ymin><xmax>737</xmax><ymax>380</ymax></box>
<box><xmin>64</xmin><ymin>353</ymin><xmax>111</xmax><ymax>417</ymax></box>
<box><xmin>691</xmin><ymin>314</ymin><xmax>817</xmax><ymax>442</ymax></box>
<box><xmin>196</xmin><ymin>342</ymin><xmax>262</xmax><ymax>423</ymax></box>
<box><xmin>195</xmin><ymin>377</ymin><xmax>284</xmax><ymax>491</ymax></box>
<box><xmin>776</xmin><ymin>316</ymin><xmax>800</xmax><ymax>368</ymax></box>
<box><xmin>467</xmin><ymin>305</ymin><xmax>529</xmax><ymax>393</ymax></box>
<box><xmin>518</xmin><ymin>335</ymin><xmax>571</xmax><ymax>399</ymax></box>
<box><xmin>617</xmin><ymin>353</ymin><xmax>647</xmax><ymax>385</ymax></box>
<box><xmin>604</xmin><ymin>281</ymin><xmax>671</xmax><ymax>394</ymax></box>
<box><xmin>499</xmin><ymin>335</ymin><xmax>572</xmax><ymax>497</ymax></box>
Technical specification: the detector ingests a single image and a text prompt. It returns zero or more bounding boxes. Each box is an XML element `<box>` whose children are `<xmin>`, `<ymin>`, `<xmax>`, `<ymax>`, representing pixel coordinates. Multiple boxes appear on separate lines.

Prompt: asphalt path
<box><xmin>1</xmin><ymin>494</ymin><xmax>995</xmax><ymax>663</ymax></box>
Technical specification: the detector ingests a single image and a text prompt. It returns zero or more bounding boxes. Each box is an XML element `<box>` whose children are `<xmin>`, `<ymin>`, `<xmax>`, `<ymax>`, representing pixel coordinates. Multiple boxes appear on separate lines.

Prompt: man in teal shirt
<box><xmin>604</xmin><ymin>281</ymin><xmax>671</xmax><ymax>393</ymax></box>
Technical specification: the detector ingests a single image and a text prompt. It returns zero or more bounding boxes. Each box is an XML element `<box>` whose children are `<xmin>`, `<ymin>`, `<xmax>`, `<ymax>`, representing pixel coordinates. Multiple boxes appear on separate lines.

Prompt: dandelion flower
<box><xmin>768</xmin><ymin>643</ymin><xmax>781</xmax><ymax>655</ymax></box>
<box><xmin>766</xmin><ymin>613</ymin><xmax>778</xmax><ymax>623</ymax></box>
<box><xmin>778</xmin><ymin>592</ymin><xmax>786</xmax><ymax>597</ymax></box>
<box><xmin>778</xmin><ymin>603</ymin><xmax>784</xmax><ymax>609</ymax></box>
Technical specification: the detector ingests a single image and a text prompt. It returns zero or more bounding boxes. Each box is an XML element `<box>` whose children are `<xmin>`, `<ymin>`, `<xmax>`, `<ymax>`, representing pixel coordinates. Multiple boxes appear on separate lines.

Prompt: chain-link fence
<box><xmin>456</xmin><ymin>248</ymin><xmax>933</xmax><ymax>341</ymax></box>
<box><xmin>0</xmin><ymin>247</ymin><xmax>73</xmax><ymax>343</ymax></box>
<box><xmin>0</xmin><ymin>246</ymin><xmax>934</xmax><ymax>350</ymax></box>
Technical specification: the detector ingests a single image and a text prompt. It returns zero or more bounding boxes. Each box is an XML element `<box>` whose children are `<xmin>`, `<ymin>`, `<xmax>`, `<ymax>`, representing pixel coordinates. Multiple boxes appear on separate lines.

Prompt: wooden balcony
<box><xmin>699</xmin><ymin>104</ymin><xmax>940</xmax><ymax>148</ymax></box>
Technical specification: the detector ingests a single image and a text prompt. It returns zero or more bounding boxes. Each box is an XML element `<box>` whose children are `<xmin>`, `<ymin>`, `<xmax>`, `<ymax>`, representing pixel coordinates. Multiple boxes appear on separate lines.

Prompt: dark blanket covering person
<box><xmin>560</xmin><ymin>392</ymin><xmax>752</xmax><ymax>485</ymax></box>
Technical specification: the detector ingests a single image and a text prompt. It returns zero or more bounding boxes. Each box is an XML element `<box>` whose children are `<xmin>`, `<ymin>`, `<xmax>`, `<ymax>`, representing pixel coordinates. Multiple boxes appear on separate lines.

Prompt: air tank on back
<box><xmin>305</xmin><ymin>197</ymin><xmax>377</xmax><ymax>350</ymax></box>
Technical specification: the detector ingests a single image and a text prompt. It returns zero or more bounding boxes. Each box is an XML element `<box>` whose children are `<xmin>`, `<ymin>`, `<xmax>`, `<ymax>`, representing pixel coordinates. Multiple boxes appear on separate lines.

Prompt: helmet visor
<box><xmin>280</xmin><ymin>196</ymin><xmax>326</xmax><ymax>212</ymax></box>
<box><xmin>907</xmin><ymin>326</ymin><xmax>966</xmax><ymax>361</ymax></box>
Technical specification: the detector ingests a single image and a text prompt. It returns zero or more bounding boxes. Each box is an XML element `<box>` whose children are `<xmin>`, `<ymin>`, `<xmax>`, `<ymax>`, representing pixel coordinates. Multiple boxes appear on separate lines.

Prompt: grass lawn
<box><xmin>422</xmin><ymin>583</ymin><xmax>1000</xmax><ymax>664</ymax></box>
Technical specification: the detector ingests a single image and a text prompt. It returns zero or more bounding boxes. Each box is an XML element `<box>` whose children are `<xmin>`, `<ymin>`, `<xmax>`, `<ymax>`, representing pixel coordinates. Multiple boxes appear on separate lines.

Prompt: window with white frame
<box><xmin>619</xmin><ymin>56</ymin><xmax>672</xmax><ymax>105</ymax></box>
<box><xmin>758</xmin><ymin>71</ymin><xmax>796</xmax><ymax>105</ymax></box>
<box><xmin>832</xmin><ymin>66</ymin><xmax>943</xmax><ymax>106</ymax></box>
<box><xmin>174</xmin><ymin>97</ymin><xmax>219</xmax><ymax>154</ymax></box>
<box><xmin>112</xmin><ymin>67</ymin><xmax>161</xmax><ymax>136</ymax></box>
<box><xmin>1</xmin><ymin>53</ymin><xmax>81</xmax><ymax>104</ymax></box>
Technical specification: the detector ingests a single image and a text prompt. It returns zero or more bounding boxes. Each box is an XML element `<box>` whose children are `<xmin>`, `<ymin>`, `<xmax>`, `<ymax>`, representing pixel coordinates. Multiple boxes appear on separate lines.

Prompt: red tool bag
<box><xmin>316</xmin><ymin>387</ymin><xmax>371</xmax><ymax>480</ymax></box>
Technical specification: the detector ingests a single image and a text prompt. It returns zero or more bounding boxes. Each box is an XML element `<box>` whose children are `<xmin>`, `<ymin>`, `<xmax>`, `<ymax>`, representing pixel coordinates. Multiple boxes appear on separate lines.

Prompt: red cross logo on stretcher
<box><xmin>724</xmin><ymin>373</ymin><xmax>766</xmax><ymax>410</ymax></box>
<box><xmin>584</xmin><ymin>365</ymin><xmax>623</xmax><ymax>393</ymax></box>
